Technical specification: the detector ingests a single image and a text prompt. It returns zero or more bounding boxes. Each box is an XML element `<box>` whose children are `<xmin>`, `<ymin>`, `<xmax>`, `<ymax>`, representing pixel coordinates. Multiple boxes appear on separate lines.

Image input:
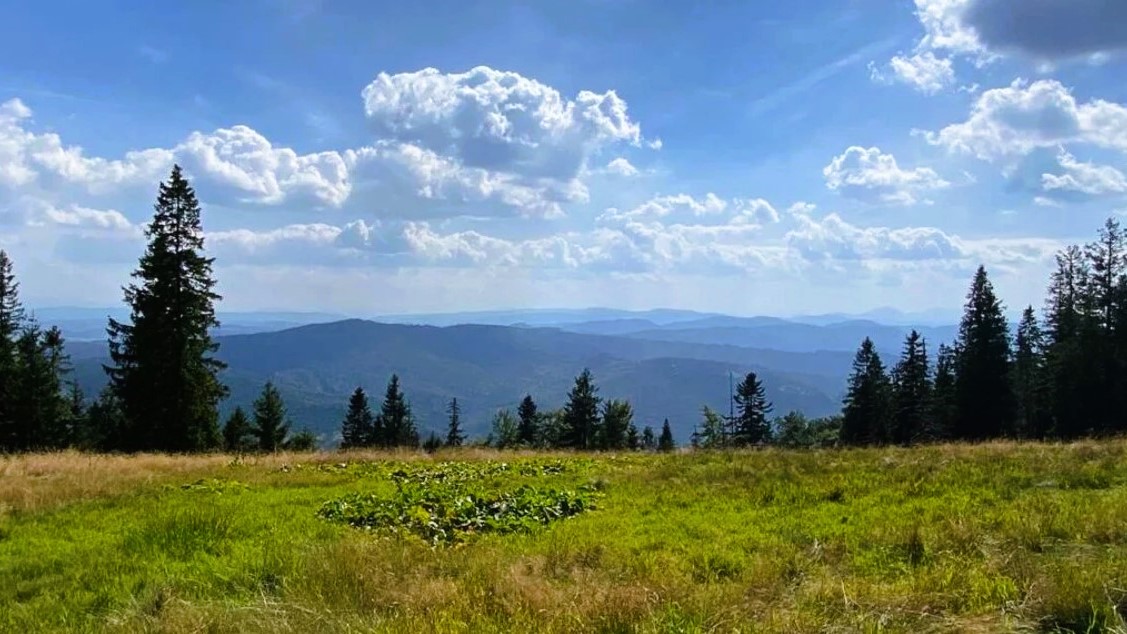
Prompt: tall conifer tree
<box><xmin>445</xmin><ymin>397</ymin><xmax>465</xmax><ymax>447</ymax></box>
<box><xmin>953</xmin><ymin>266</ymin><xmax>1015</xmax><ymax>440</ymax></box>
<box><xmin>517</xmin><ymin>394</ymin><xmax>539</xmax><ymax>446</ymax></box>
<box><xmin>562</xmin><ymin>368</ymin><xmax>601</xmax><ymax>449</ymax></box>
<box><xmin>105</xmin><ymin>165</ymin><xmax>226</xmax><ymax>452</ymax></box>
<box><xmin>891</xmin><ymin>331</ymin><xmax>931</xmax><ymax>445</ymax></box>
<box><xmin>732</xmin><ymin>372</ymin><xmax>773</xmax><ymax>445</ymax></box>
<box><xmin>841</xmin><ymin>338</ymin><xmax>892</xmax><ymax>445</ymax></box>
<box><xmin>340</xmin><ymin>387</ymin><xmax>374</xmax><ymax>449</ymax></box>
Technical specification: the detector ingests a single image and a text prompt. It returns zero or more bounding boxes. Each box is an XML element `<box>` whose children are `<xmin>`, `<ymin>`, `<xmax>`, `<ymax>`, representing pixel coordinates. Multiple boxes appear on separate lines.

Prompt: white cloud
<box><xmin>0</xmin><ymin>98</ymin><xmax>172</xmax><ymax>193</ymax></box>
<box><xmin>4</xmin><ymin>66</ymin><xmax>639</xmax><ymax>221</ymax></box>
<box><xmin>175</xmin><ymin>126</ymin><xmax>351</xmax><ymax>207</ymax></box>
<box><xmin>823</xmin><ymin>146</ymin><xmax>950</xmax><ymax>205</ymax></box>
<box><xmin>600</xmin><ymin>193</ymin><xmax>727</xmax><ymax>223</ymax></box>
<box><xmin>870</xmin><ymin>52</ymin><xmax>955</xmax><ymax>95</ymax></box>
<box><xmin>787</xmin><ymin>213</ymin><xmax>964</xmax><ymax>261</ymax></box>
<box><xmin>605</xmin><ymin>157</ymin><xmax>639</xmax><ymax>177</ymax></box>
<box><xmin>924</xmin><ymin>79</ymin><xmax>1127</xmax><ymax>160</ymax></box>
<box><xmin>1041</xmin><ymin>150</ymin><xmax>1127</xmax><ymax>197</ymax></box>
<box><xmin>360</xmin><ymin>66</ymin><xmax>642</xmax><ymax>183</ymax></box>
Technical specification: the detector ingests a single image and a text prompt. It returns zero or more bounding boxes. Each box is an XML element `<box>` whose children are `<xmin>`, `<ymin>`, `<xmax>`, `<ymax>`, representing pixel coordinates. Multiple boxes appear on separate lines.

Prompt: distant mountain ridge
<box><xmin>68</xmin><ymin>319</ymin><xmax>850</xmax><ymax>444</ymax></box>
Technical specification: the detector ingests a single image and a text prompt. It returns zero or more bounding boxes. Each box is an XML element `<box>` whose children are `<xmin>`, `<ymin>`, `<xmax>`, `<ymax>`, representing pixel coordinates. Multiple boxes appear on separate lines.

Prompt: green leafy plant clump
<box><xmin>318</xmin><ymin>482</ymin><xmax>600</xmax><ymax>545</ymax></box>
<box><xmin>316</xmin><ymin>458</ymin><xmax>601</xmax><ymax>544</ymax></box>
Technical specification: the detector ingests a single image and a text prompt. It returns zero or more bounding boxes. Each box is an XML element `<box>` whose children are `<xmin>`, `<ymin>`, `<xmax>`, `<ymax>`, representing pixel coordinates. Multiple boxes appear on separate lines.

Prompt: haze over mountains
<box><xmin>54</xmin><ymin>306</ymin><xmax>959</xmax><ymax>443</ymax></box>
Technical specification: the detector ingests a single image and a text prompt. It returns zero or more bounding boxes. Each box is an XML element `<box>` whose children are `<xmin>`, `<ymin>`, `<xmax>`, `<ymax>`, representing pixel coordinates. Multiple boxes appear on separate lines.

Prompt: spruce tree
<box><xmin>1043</xmin><ymin>246</ymin><xmax>1092</xmax><ymax>438</ymax></box>
<box><xmin>732</xmin><ymin>372</ymin><xmax>773</xmax><ymax>445</ymax></box>
<box><xmin>445</xmin><ymin>397</ymin><xmax>465</xmax><ymax>447</ymax></box>
<box><xmin>891</xmin><ymin>330</ymin><xmax>931</xmax><ymax>445</ymax></box>
<box><xmin>105</xmin><ymin>165</ymin><xmax>226</xmax><ymax>452</ymax></box>
<box><xmin>0</xmin><ymin>250</ymin><xmax>25</xmax><ymax>451</ymax></box>
<box><xmin>83</xmin><ymin>387</ymin><xmax>128</xmax><ymax>452</ymax></box>
<box><xmin>641</xmin><ymin>425</ymin><xmax>656</xmax><ymax>450</ymax></box>
<box><xmin>953</xmin><ymin>266</ymin><xmax>1015</xmax><ymax>440</ymax></box>
<box><xmin>222</xmin><ymin>406</ymin><xmax>253</xmax><ymax>452</ymax></box>
<box><xmin>928</xmin><ymin>343</ymin><xmax>957</xmax><ymax>441</ymax></box>
<box><xmin>562</xmin><ymin>368</ymin><xmax>601</xmax><ymax>449</ymax></box>
<box><xmin>658</xmin><ymin>419</ymin><xmax>676</xmax><ymax>452</ymax></box>
<box><xmin>841</xmin><ymin>337</ymin><xmax>892</xmax><ymax>445</ymax></box>
<box><xmin>376</xmin><ymin>374</ymin><xmax>416</xmax><ymax>448</ymax></box>
<box><xmin>517</xmin><ymin>394</ymin><xmax>539</xmax><ymax>446</ymax></box>
<box><xmin>252</xmin><ymin>381</ymin><xmax>290</xmax><ymax>452</ymax></box>
<box><xmin>1084</xmin><ymin>219</ymin><xmax>1126</xmax><ymax>433</ymax></box>
<box><xmin>12</xmin><ymin>325</ymin><xmax>70</xmax><ymax>449</ymax></box>
<box><xmin>1013</xmin><ymin>307</ymin><xmax>1050</xmax><ymax>438</ymax></box>
<box><xmin>340</xmin><ymin>387</ymin><xmax>374</xmax><ymax>449</ymax></box>
<box><xmin>600</xmin><ymin>399</ymin><xmax>633</xmax><ymax>449</ymax></box>
<box><xmin>626</xmin><ymin>421</ymin><xmax>640</xmax><ymax>450</ymax></box>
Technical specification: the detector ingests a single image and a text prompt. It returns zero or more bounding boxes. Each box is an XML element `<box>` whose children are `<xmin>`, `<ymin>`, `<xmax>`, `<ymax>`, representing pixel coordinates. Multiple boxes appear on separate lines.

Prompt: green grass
<box><xmin>4</xmin><ymin>443</ymin><xmax>1127</xmax><ymax>632</ymax></box>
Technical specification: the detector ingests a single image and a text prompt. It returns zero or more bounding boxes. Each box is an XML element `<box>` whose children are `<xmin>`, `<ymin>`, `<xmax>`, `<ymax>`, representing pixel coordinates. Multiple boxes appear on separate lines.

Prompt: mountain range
<box><xmin>56</xmin><ymin>305</ymin><xmax>971</xmax><ymax>444</ymax></box>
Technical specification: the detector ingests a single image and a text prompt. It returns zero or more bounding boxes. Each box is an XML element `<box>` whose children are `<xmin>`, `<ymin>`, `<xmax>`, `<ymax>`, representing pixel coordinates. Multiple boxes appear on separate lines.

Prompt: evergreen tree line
<box><xmin>338</xmin><ymin>368</ymin><xmax>678</xmax><ymax>452</ymax></box>
<box><xmin>839</xmin><ymin>217</ymin><xmax>1127</xmax><ymax>445</ymax></box>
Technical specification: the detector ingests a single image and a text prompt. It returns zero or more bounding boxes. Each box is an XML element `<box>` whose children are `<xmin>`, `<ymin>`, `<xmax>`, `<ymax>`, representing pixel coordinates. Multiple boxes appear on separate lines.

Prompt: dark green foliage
<box><xmin>340</xmin><ymin>387</ymin><xmax>374</xmax><ymax>449</ymax></box>
<box><xmin>0</xmin><ymin>253</ymin><xmax>73</xmax><ymax>452</ymax></box>
<box><xmin>731</xmin><ymin>372</ymin><xmax>773</xmax><ymax>445</ymax></box>
<box><xmin>221</xmin><ymin>407</ymin><xmax>253</xmax><ymax>453</ymax></box>
<box><xmin>953</xmin><ymin>266</ymin><xmax>1015</xmax><ymax>440</ymax></box>
<box><xmin>600</xmin><ymin>399</ymin><xmax>633</xmax><ymax>449</ymax></box>
<box><xmin>658</xmin><ymin>419</ymin><xmax>676</xmax><ymax>451</ymax></box>
<box><xmin>0</xmin><ymin>250</ymin><xmax>23</xmax><ymax>450</ymax></box>
<box><xmin>626</xmin><ymin>422</ymin><xmax>640</xmax><ymax>449</ymax></box>
<box><xmin>105</xmin><ymin>165</ymin><xmax>227</xmax><ymax>452</ymax></box>
<box><xmin>517</xmin><ymin>394</ymin><xmax>538</xmax><ymax>446</ymax></box>
<box><xmin>1013</xmin><ymin>307</ymin><xmax>1050</xmax><ymax>438</ymax></box>
<box><xmin>11</xmin><ymin>325</ymin><xmax>70</xmax><ymax>450</ymax></box>
<box><xmin>841</xmin><ymin>338</ymin><xmax>892</xmax><ymax>445</ymax></box>
<box><xmin>891</xmin><ymin>331</ymin><xmax>931</xmax><ymax>445</ymax></box>
<box><xmin>283</xmin><ymin>429</ymin><xmax>318</xmax><ymax>451</ymax></box>
<box><xmin>445</xmin><ymin>397</ymin><xmax>465</xmax><ymax>447</ymax></box>
<box><xmin>82</xmin><ymin>387</ymin><xmax>128</xmax><ymax>452</ymax></box>
<box><xmin>928</xmin><ymin>344</ymin><xmax>957</xmax><ymax>441</ymax></box>
<box><xmin>562</xmin><ymin>368</ymin><xmax>601</xmax><ymax>449</ymax></box>
<box><xmin>423</xmin><ymin>431</ymin><xmax>443</xmax><ymax>453</ymax></box>
<box><xmin>641</xmin><ymin>425</ymin><xmax>656</xmax><ymax>450</ymax></box>
<box><xmin>375</xmin><ymin>374</ymin><xmax>417</xmax><ymax>448</ymax></box>
<box><xmin>252</xmin><ymin>382</ymin><xmax>290</xmax><ymax>452</ymax></box>
<box><xmin>773</xmin><ymin>411</ymin><xmax>841</xmax><ymax>448</ymax></box>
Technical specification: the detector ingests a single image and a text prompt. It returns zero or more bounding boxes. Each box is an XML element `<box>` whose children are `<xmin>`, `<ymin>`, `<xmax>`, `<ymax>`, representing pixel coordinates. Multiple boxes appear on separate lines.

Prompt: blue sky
<box><xmin>1</xmin><ymin>0</ymin><xmax>1126</xmax><ymax>317</ymax></box>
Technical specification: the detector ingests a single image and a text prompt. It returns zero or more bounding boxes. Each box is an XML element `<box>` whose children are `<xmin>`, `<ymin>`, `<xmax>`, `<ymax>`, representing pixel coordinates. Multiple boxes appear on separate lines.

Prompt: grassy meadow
<box><xmin>3</xmin><ymin>443</ymin><xmax>1127</xmax><ymax>633</ymax></box>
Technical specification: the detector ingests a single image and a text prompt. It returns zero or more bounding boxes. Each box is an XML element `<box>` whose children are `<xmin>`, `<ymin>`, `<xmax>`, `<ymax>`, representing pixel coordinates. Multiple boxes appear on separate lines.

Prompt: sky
<box><xmin>1</xmin><ymin>0</ymin><xmax>1126</xmax><ymax>318</ymax></box>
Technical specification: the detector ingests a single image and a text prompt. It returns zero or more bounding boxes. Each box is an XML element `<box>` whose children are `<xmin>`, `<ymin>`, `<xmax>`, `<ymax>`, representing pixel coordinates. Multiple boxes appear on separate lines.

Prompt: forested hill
<box><xmin>69</xmin><ymin>319</ymin><xmax>848</xmax><ymax>441</ymax></box>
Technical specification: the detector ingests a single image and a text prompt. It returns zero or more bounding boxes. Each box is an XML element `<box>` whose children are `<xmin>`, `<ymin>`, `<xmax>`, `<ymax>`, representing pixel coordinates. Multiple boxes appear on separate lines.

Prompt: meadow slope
<box><xmin>2</xmin><ymin>443</ymin><xmax>1127</xmax><ymax>633</ymax></box>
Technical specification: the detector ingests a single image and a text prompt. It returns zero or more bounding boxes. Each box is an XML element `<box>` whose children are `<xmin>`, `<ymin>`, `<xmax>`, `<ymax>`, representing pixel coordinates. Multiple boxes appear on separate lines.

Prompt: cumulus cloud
<box><xmin>2</xmin><ymin>66</ymin><xmax>646</xmax><ymax>221</ymax></box>
<box><xmin>1041</xmin><ymin>150</ymin><xmax>1127</xmax><ymax>197</ymax></box>
<box><xmin>175</xmin><ymin>126</ymin><xmax>351</xmax><ymax>207</ymax></box>
<box><xmin>0</xmin><ymin>98</ymin><xmax>172</xmax><ymax>193</ymax></box>
<box><xmin>599</xmin><ymin>193</ymin><xmax>779</xmax><ymax>226</ymax></box>
<box><xmin>869</xmin><ymin>52</ymin><xmax>956</xmax><ymax>95</ymax></box>
<box><xmin>823</xmin><ymin>146</ymin><xmax>950</xmax><ymax>205</ymax></box>
<box><xmin>923</xmin><ymin>79</ymin><xmax>1127</xmax><ymax>160</ymax></box>
<box><xmin>876</xmin><ymin>0</ymin><xmax>1127</xmax><ymax>93</ymax></box>
<box><xmin>361</xmin><ymin>66</ymin><xmax>642</xmax><ymax>182</ymax></box>
<box><xmin>605</xmin><ymin>157</ymin><xmax>639</xmax><ymax>176</ymax></box>
<box><xmin>787</xmin><ymin>213</ymin><xmax>964</xmax><ymax>261</ymax></box>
